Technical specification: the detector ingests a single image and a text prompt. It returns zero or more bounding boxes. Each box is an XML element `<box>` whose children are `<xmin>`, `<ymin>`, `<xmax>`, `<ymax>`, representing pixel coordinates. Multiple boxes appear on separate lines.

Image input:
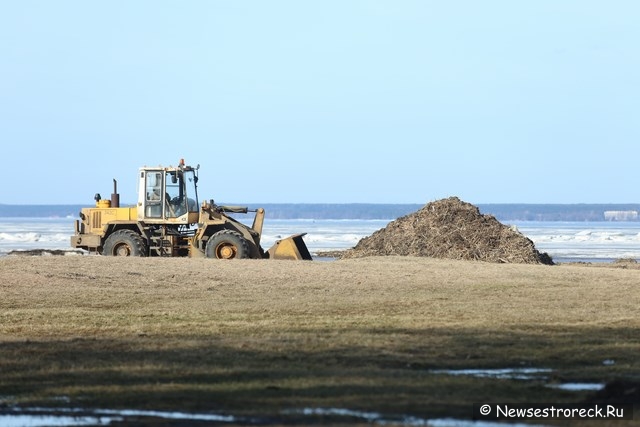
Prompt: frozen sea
<box><xmin>1</xmin><ymin>217</ymin><xmax>640</xmax><ymax>263</ymax></box>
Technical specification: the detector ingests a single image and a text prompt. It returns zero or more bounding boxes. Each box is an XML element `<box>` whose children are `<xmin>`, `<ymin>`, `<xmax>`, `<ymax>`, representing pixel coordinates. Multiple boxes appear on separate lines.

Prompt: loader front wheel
<box><xmin>103</xmin><ymin>230</ymin><xmax>148</xmax><ymax>257</ymax></box>
<box><xmin>205</xmin><ymin>230</ymin><xmax>249</xmax><ymax>259</ymax></box>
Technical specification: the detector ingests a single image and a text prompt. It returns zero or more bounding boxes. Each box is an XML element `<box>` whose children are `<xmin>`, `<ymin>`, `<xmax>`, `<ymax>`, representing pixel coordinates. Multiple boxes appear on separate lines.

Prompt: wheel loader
<box><xmin>70</xmin><ymin>159</ymin><xmax>312</xmax><ymax>260</ymax></box>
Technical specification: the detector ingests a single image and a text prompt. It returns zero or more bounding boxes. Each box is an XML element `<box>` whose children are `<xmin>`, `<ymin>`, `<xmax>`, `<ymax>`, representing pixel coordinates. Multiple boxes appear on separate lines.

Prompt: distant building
<box><xmin>604</xmin><ymin>210</ymin><xmax>638</xmax><ymax>221</ymax></box>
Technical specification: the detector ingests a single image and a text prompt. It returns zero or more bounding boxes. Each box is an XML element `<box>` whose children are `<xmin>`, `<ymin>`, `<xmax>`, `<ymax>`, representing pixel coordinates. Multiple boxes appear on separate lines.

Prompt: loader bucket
<box><xmin>267</xmin><ymin>233</ymin><xmax>313</xmax><ymax>260</ymax></box>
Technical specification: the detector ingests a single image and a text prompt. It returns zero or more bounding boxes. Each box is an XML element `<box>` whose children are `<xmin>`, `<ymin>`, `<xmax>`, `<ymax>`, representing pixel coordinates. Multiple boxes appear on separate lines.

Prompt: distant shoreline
<box><xmin>1</xmin><ymin>202</ymin><xmax>640</xmax><ymax>221</ymax></box>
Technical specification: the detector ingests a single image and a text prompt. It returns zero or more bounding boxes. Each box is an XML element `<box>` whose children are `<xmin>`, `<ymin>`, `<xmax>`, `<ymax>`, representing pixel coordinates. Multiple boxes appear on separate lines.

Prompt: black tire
<box><xmin>205</xmin><ymin>230</ymin><xmax>250</xmax><ymax>259</ymax></box>
<box><xmin>103</xmin><ymin>230</ymin><xmax>148</xmax><ymax>257</ymax></box>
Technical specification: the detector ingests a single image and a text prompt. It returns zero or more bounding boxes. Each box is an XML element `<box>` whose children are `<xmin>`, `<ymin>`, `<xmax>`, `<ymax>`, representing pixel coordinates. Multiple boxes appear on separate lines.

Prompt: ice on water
<box><xmin>257</xmin><ymin>219</ymin><xmax>391</xmax><ymax>253</ymax></box>
<box><xmin>0</xmin><ymin>218</ymin><xmax>76</xmax><ymax>253</ymax></box>
<box><xmin>2</xmin><ymin>216</ymin><xmax>640</xmax><ymax>262</ymax></box>
<box><xmin>512</xmin><ymin>221</ymin><xmax>640</xmax><ymax>262</ymax></box>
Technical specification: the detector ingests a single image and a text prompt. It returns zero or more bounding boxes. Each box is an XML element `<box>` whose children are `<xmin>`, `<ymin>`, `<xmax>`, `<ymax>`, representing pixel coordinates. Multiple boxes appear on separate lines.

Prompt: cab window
<box><xmin>145</xmin><ymin>172</ymin><xmax>163</xmax><ymax>218</ymax></box>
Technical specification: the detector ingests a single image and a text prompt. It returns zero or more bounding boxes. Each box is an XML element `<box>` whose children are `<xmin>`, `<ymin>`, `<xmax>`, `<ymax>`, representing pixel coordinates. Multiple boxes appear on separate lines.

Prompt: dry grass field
<box><xmin>1</xmin><ymin>255</ymin><xmax>639</xmax><ymax>425</ymax></box>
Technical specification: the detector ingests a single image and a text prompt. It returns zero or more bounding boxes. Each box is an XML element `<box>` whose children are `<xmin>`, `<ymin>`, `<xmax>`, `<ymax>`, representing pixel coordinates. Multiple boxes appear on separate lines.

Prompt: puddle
<box><xmin>420</xmin><ymin>419</ymin><xmax>547</xmax><ymax>427</ymax></box>
<box><xmin>0</xmin><ymin>414</ymin><xmax>116</xmax><ymax>427</ymax></box>
<box><xmin>1</xmin><ymin>406</ymin><xmax>550</xmax><ymax>426</ymax></box>
<box><xmin>290</xmin><ymin>407</ymin><xmax>382</xmax><ymax>422</ymax></box>
<box><xmin>547</xmin><ymin>382</ymin><xmax>605</xmax><ymax>391</ymax></box>
<box><xmin>0</xmin><ymin>407</ymin><xmax>238</xmax><ymax>426</ymax></box>
<box><xmin>88</xmin><ymin>408</ymin><xmax>237</xmax><ymax>422</ymax></box>
<box><xmin>429</xmin><ymin>367</ymin><xmax>552</xmax><ymax>380</ymax></box>
<box><xmin>286</xmin><ymin>408</ymin><xmax>547</xmax><ymax>426</ymax></box>
<box><xmin>430</xmin><ymin>368</ymin><xmax>606</xmax><ymax>393</ymax></box>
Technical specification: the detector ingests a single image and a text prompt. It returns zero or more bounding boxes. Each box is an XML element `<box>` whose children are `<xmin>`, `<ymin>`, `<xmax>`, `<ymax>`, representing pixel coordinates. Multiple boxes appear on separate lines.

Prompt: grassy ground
<box><xmin>0</xmin><ymin>255</ymin><xmax>639</xmax><ymax>425</ymax></box>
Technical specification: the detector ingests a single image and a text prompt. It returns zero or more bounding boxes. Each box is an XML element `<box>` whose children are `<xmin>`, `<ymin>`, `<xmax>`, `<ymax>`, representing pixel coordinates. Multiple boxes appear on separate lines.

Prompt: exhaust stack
<box><xmin>111</xmin><ymin>179</ymin><xmax>120</xmax><ymax>208</ymax></box>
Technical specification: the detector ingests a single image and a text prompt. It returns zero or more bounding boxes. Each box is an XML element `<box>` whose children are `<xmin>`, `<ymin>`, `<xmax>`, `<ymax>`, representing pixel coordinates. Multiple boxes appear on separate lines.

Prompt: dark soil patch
<box><xmin>587</xmin><ymin>379</ymin><xmax>640</xmax><ymax>404</ymax></box>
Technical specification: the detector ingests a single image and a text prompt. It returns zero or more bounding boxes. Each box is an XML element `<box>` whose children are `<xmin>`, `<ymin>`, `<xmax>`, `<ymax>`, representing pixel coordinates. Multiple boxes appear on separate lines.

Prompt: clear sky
<box><xmin>1</xmin><ymin>1</ymin><xmax>639</xmax><ymax>205</ymax></box>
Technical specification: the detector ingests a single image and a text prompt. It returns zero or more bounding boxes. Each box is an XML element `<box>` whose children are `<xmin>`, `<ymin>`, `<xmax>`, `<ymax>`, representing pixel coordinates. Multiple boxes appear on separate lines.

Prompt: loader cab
<box><xmin>139</xmin><ymin>163</ymin><xmax>199</xmax><ymax>223</ymax></box>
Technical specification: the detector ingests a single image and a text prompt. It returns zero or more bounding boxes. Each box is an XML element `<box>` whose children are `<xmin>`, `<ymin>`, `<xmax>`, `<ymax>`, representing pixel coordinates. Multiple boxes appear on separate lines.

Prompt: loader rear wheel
<box><xmin>103</xmin><ymin>230</ymin><xmax>148</xmax><ymax>257</ymax></box>
<box><xmin>205</xmin><ymin>230</ymin><xmax>249</xmax><ymax>259</ymax></box>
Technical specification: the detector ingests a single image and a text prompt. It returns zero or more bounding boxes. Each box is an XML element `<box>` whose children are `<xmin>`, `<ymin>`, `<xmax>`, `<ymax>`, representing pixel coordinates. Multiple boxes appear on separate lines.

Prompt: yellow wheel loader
<box><xmin>70</xmin><ymin>159</ymin><xmax>312</xmax><ymax>260</ymax></box>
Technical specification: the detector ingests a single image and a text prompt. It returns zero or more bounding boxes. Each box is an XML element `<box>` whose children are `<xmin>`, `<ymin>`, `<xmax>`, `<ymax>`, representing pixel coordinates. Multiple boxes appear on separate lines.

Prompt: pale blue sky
<box><xmin>1</xmin><ymin>1</ymin><xmax>638</xmax><ymax>204</ymax></box>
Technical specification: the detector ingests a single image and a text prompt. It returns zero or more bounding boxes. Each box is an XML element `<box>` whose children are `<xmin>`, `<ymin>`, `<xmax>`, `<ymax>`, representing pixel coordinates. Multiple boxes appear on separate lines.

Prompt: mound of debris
<box><xmin>341</xmin><ymin>197</ymin><xmax>553</xmax><ymax>265</ymax></box>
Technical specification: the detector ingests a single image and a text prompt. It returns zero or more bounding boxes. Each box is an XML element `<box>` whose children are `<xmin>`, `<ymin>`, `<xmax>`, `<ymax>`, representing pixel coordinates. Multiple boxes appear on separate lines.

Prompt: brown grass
<box><xmin>1</xmin><ymin>255</ymin><xmax>639</xmax><ymax>424</ymax></box>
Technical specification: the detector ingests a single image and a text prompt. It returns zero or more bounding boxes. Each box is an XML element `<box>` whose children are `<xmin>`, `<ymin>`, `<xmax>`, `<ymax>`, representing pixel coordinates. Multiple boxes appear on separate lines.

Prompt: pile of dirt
<box><xmin>341</xmin><ymin>197</ymin><xmax>554</xmax><ymax>265</ymax></box>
